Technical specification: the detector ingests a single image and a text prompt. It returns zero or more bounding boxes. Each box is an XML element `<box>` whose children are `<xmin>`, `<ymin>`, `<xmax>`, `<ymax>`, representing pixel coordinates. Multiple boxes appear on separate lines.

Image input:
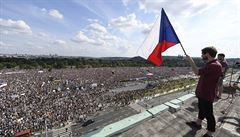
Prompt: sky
<box><xmin>0</xmin><ymin>0</ymin><xmax>240</xmax><ymax>58</ymax></box>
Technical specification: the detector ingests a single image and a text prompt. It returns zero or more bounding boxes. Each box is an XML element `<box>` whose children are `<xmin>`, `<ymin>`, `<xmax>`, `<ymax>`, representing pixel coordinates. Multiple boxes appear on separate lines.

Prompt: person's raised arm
<box><xmin>186</xmin><ymin>55</ymin><xmax>199</xmax><ymax>75</ymax></box>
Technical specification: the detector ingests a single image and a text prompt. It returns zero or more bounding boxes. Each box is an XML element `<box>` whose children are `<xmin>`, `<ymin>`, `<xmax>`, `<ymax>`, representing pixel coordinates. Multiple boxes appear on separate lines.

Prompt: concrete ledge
<box><xmin>83</xmin><ymin>104</ymin><xmax>170</xmax><ymax>137</ymax></box>
<box><xmin>169</xmin><ymin>99</ymin><xmax>183</xmax><ymax>105</ymax></box>
<box><xmin>164</xmin><ymin>102</ymin><xmax>180</xmax><ymax>113</ymax></box>
<box><xmin>177</xmin><ymin>93</ymin><xmax>195</xmax><ymax>102</ymax></box>
<box><xmin>83</xmin><ymin>111</ymin><xmax>152</xmax><ymax>137</ymax></box>
<box><xmin>147</xmin><ymin>104</ymin><xmax>169</xmax><ymax>115</ymax></box>
<box><xmin>190</xmin><ymin>92</ymin><xmax>195</xmax><ymax>95</ymax></box>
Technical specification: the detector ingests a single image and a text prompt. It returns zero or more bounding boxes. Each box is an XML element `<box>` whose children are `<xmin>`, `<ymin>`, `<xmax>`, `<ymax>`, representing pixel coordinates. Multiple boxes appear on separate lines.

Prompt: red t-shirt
<box><xmin>196</xmin><ymin>59</ymin><xmax>222</xmax><ymax>102</ymax></box>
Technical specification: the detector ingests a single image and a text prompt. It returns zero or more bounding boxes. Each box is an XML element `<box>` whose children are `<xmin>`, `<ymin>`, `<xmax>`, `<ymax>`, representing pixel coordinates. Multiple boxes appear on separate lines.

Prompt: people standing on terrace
<box><xmin>186</xmin><ymin>47</ymin><xmax>222</xmax><ymax>137</ymax></box>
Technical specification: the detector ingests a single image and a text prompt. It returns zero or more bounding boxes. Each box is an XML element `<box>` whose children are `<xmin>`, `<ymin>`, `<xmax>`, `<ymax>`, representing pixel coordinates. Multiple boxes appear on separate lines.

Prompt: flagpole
<box><xmin>180</xmin><ymin>43</ymin><xmax>187</xmax><ymax>55</ymax></box>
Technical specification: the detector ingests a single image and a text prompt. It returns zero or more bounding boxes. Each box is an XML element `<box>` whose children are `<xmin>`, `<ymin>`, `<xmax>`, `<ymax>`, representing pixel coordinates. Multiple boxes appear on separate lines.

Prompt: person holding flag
<box><xmin>138</xmin><ymin>8</ymin><xmax>222</xmax><ymax>137</ymax></box>
<box><xmin>186</xmin><ymin>47</ymin><xmax>222</xmax><ymax>137</ymax></box>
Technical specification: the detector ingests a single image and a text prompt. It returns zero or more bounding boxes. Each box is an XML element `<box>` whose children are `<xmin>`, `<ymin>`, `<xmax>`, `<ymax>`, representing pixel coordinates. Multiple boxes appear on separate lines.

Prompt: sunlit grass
<box><xmin>143</xmin><ymin>78</ymin><xmax>197</xmax><ymax>97</ymax></box>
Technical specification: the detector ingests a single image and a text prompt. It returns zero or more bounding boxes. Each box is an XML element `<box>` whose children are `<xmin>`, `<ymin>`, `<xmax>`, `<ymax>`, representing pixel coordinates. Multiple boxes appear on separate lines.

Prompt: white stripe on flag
<box><xmin>137</xmin><ymin>16</ymin><xmax>161</xmax><ymax>59</ymax></box>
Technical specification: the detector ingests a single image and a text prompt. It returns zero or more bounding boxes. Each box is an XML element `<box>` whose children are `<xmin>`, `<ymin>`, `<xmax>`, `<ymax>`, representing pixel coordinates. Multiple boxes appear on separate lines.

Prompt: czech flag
<box><xmin>138</xmin><ymin>8</ymin><xmax>180</xmax><ymax>66</ymax></box>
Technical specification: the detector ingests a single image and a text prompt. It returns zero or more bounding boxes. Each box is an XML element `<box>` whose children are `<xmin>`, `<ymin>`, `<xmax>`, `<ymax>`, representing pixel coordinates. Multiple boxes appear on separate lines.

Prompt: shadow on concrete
<box><xmin>218</xmin><ymin>116</ymin><xmax>240</xmax><ymax>134</ymax></box>
<box><xmin>237</xmin><ymin>128</ymin><xmax>240</xmax><ymax>134</ymax></box>
<box><xmin>183</xmin><ymin>122</ymin><xmax>201</xmax><ymax>137</ymax></box>
<box><xmin>185</xmin><ymin>107</ymin><xmax>196</xmax><ymax>112</ymax></box>
<box><xmin>185</xmin><ymin>101</ymin><xmax>198</xmax><ymax>112</ymax></box>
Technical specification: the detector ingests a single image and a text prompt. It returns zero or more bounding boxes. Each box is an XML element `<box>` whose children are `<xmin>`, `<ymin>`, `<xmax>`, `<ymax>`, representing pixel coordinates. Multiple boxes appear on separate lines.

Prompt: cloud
<box><xmin>0</xmin><ymin>41</ymin><xmax>7</xmax><ymax>47</ymax></box>
<box><xmin>0</xmin><ymin>41</ymin><xmax>13</xmax><ymax>49</ymax></box>
<box><xmin>87</xmin><ymin>23</ymin><xmax>107</xmax><ymax>34</ymax></box>
<box><xmin>0</xmin><ymin>18</ymin><xmax>32</xmax><ymax>34</ymax></box>
<box><xmin>72</xmin><ymin>26</ymin><xmax>111</xmax><ymax>46</ymax></box>
<box><xmin>48</xmin><ymin>9</ymin><xmax>64</xmax><ymax>19</ymax></box>
<box><xmin>122</xmin><ymin>0</ymin><xmax>133</xmax><ymax>6</ymax></box>
<box><xmin>109</xmin><ymin>13</ymin><xmax>152</xmax><ymax>34</ymax></box>
<box><xmin>109</xmin><ymin>13</ymin><xmax>140</xmax><ymax>29</ymax></box>
<box><xmin>72</xmin><ymin>0</ymin><xmax>104</xmax><ymax>18</ymax></box>
<box><xmin>53</xmin><ymin>39</ymin><xmax>66</xmax><ymax>45</ymax></box>
<box><xmin>101</xmin><ymin>35</ymin><xmax>118</xmax><ymax>41</ymax></box>
<box><xmin>87</xmin><ymin>19</ymin><xmax>99</xmax><ymax>23</ymax></box>
<box><xmin>41</xmin><ymin>8</ymin><xmax>47</xmax><ymax>13</ymax></box>
<box><xmin>71</xmin><ymin>21</ymin><xmax>133</xmax><ymax>55</ymax></box>
<box><xmin>138</xmin><ymin>0</ymin><xmax>219</xmax><ymax>16</ymax></box>
<box><xmin>40</xmin><ymin>8</ymin><xmax>64</xmax><ymax>20</ymax></box>
<box><xmin>141</xmin><ymin>23</ymin><xmax>153</xmax><ymax>34</ymax></box>
<box><xmin>69</xmin><ymin>19</ymin><xmax>139</xmax><ymax>56</ymax></box>
<box><xmin>72</xmin><ymin>31</ymin><xmax>95</xmax><ymax>43</ymax></box>
<box><xmin>37</xmin><ymin>32</ymin><xmax>48</xmax><ymax>37</ymax></box>
<box><xmin>108</xmin><ymin>13</ymin><xmax>152</xmax><ymax>38</ymax></box>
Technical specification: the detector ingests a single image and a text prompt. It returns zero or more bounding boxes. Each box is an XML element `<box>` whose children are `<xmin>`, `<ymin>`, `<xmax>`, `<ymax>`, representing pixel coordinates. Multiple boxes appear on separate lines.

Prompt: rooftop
<box><xmin>116</xmin><ymin>93</ymin><xmax>240</xmax><ymax>137</ymax></box>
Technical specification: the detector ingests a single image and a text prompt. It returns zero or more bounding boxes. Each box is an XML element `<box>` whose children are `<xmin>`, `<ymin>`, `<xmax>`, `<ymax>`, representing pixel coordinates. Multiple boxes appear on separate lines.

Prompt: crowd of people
<box><xmin>0</xmin><ymin>67</ymin><xmax>191</xmax><ymax>136</ymax></box>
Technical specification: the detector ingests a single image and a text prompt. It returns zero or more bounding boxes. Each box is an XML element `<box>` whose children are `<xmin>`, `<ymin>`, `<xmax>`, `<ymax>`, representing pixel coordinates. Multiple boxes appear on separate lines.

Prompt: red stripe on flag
<box><xmin>147</xmin><ymin>40</ymin><xmax>177</xmax><ymax>66</ymax></box>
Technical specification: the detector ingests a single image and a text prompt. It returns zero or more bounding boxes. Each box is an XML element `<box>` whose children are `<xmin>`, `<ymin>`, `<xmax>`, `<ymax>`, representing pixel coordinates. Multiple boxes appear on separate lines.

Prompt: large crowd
<box><xmin>0</xmin><ymin>67</ymin><xmax>191</xmax><ymax>136</ymax></box>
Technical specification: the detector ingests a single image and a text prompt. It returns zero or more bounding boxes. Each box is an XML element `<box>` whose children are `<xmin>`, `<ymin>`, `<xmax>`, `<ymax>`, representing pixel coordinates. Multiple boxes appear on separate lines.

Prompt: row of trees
<box><xmin>0</xmin><ymin>55</ymin><xmax>219</xmax><ymax>69</ymax></box>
